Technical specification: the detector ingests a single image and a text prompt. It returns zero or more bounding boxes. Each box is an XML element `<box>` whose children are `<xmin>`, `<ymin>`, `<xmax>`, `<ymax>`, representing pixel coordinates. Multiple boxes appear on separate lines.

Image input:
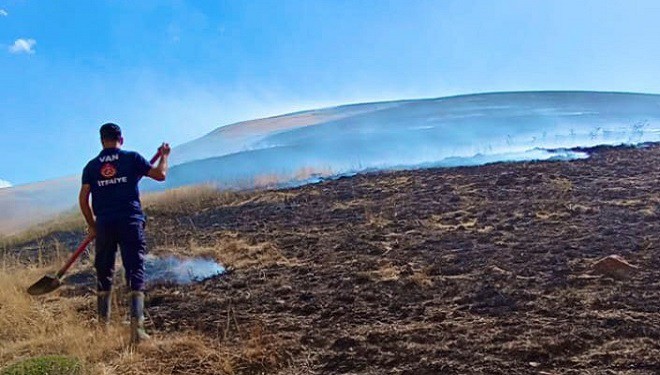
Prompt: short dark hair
<box><xmin>100</xmin><ymin>123</ymin><xmax>122</xmax><ymax>141</ymax></box>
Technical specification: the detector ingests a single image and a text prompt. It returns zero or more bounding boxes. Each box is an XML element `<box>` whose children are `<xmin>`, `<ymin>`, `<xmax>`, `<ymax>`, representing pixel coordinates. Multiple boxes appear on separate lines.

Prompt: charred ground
<box><xmin>7</xmin><ymin>144</ymin><xmax>660</xmax><ymax>374</ymax></box>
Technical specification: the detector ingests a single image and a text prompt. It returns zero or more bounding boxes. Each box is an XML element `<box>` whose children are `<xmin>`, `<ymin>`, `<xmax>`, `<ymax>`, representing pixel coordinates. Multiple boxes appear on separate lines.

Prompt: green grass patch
<box><xmin>1</xmin><ymin>355</ymin><xmax>82</xmax><ymax>375</ymax></box>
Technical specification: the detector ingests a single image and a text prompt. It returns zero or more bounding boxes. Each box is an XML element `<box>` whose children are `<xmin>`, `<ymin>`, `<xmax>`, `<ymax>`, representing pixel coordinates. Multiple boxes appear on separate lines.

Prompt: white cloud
<box><xmin>0</xmin><ymin>9</ymin><xmax>8</xmax><ymax>17</ymax></box>
<box><xmin>0</xmin><ymin>179</ymin><xmax>11</xmax><ymax>189</ymax></box>
<box><xmin>9</xmin><ymin>38</ymin><xmax>36</xmax><ymax>54</ymax></box>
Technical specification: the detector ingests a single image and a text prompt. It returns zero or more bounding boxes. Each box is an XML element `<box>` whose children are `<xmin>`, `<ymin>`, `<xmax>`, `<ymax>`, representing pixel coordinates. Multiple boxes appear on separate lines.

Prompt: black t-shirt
<box><xmin>82</xmin><ymin>148</ymin><xmax>152</xmax><ymax>223</ymax></box>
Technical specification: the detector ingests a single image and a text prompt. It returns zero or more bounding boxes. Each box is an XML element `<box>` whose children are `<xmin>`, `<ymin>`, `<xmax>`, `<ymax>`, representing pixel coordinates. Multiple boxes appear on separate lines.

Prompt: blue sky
<box><xmin>1</xmin><ymin>0</ymin><xmax>660</xmax><ymax>186</ymax></box>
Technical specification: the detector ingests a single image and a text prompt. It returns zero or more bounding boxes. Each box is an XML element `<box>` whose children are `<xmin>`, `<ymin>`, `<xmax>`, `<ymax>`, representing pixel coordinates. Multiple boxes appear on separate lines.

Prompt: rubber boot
<box><xmin>97</xmin><ymin>291</ymin><xmax>112</xmax><ymax>327</ymax></box>
<box><xmin>129</xmin><ymin>291</ymin><xmax>150</xmax><ymax>344</ymax></box>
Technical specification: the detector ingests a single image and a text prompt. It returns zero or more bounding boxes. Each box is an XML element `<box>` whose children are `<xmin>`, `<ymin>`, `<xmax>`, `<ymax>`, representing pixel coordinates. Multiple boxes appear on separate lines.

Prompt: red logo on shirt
<box><xmin>100</xmin><ymin>163</ymin><xmax>117</xmax><ymax>178</ymax></box>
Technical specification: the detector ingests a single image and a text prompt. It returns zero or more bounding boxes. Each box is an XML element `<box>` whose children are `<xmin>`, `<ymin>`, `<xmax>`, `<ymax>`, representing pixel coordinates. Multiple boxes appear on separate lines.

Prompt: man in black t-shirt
<box><xmin>80</xmin><ymin>123</ymin><xmax>170</xmax><ymax>344</ymax></box>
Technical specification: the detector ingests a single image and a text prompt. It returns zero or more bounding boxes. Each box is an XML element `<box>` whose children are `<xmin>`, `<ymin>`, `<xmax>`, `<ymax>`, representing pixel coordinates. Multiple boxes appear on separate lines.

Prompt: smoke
<box><xmin>0</xmin><ymin>179</ymin><xmax>11</xmax><ymax>189</ymax></box>
<box><xmin>145</xmin><ymin>255</ymin><xmax>225</xmax><ymax>285</ymax></box>
<box><xmin>149</xmin><ymin>92</ymin><xmax>660</xmax><ymax>193</ymax></box>
<box><xmin>5</xmin><ymin>92</ymin><xmax>660</xmax><ymax>236</ymax></box>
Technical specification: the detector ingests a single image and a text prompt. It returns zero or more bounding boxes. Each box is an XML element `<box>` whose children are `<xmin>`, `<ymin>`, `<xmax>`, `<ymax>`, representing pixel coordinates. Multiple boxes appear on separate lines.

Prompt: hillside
<box><xmin>3</xmin><ymin>144</ymin><xmax>660</xmax><ymax>374</ymax></box>
<box><xmin>4</xmin><ymin>91</ymin><xmax>660</xmax><ymax>235</ymax></box>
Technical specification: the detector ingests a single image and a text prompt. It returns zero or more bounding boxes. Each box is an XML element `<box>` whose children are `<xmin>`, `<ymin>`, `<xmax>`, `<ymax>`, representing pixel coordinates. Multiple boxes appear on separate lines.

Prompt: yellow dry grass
<box><xmin>0</xmin><ymin>264</ymin><xmax>120</xmax><ymax>373</ymax></box>
<box><xmin>364</xmin><ymin>208</ymin><xmax>393</xmax><ymax>229</ymax></box>
<box><xmin>250</xmin><ymin>166</ymin><xmax>334</xmax><ymax>190</ymax></box>
<box><xmin>0</xmin><ymin>184</ymin><xmax>294</xmax><ymax>374</ymax></box>
<box><xmin>423</xmin><ymin>213</ymin><xmax>478</xmax><ymax>232</ymax></box>
<box><xmin>362</xmin><ymin>263</ymin><xmax>401</xmax><ymax>282</ymax></box>
<box><xmin>1</xmin><ymin>184</ymin><xmax>303</xmax><ymax>253</ymax></box>
<box><xmin>0</xmin><ymin>255</ymin><xmax>286</xmax><ymax>374</ymax></box>
<box><xmin>409</xmin><ymin>269</ymin><xmax>434</xmax><ymax>288</ymax></box>
<box><xmin>142</xmin><ymin>185</ymin><xmax>249</xmax><ymax>215</ymax></box>
<box><xmin>0</xmin><ymin>210</ymin><xmax>85</xmax><ymax>249</ymax></box>
<box><xmin>1</xmin><ymin>185</ymin><xmax>250</xmax><ymax>248</ymax></box>
<box><xmin>153</xmin><ymin>232</ymin><xmax>290</xmax><ymax>270</ymax></box>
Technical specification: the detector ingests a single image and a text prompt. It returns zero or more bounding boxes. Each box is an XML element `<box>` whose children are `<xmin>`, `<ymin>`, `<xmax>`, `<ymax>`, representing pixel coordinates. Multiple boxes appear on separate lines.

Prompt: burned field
<box><xmin>139</xmin><ymin>144</ymin><xmax>660</xmax><ymax>374</ymax></box>
<box><xmin>10</xmin><ymin>144</ymin><xmax>660</xmax><ymax>374</ymax></box>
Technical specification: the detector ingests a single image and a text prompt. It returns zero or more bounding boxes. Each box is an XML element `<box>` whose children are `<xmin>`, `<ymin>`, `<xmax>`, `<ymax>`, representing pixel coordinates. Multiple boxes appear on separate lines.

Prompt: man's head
<box><xmin>100</xmin><ymin>123</ymin><xmax>123</xmax><ymax>148</ymax></box>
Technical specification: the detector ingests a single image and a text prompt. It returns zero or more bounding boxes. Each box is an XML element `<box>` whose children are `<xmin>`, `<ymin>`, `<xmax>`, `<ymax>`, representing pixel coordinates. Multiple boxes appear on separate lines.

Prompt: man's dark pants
<box><xmin>95</xmin><ymin>220</ymin><xmax>147</xmax><ymax>292</ymax></box>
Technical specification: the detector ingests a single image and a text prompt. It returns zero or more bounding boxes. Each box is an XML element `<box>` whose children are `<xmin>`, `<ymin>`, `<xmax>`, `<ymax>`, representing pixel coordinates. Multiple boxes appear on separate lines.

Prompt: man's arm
<box><xmin>147</xmin><ymin>143</ymin><xmax>171</xmax><ymax>181</ymax></box>
<box><xmin>79</xmin><ymin>184</ymin><xmax>96</xmax><ymax>237</ymax></box>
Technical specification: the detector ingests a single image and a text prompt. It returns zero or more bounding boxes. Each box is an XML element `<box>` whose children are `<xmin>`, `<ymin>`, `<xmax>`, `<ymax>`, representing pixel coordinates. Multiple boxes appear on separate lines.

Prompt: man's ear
<box><xmin>119</xmin><ymin>136</ymin><xmax>124</xmax><ymax>146</ymax></box>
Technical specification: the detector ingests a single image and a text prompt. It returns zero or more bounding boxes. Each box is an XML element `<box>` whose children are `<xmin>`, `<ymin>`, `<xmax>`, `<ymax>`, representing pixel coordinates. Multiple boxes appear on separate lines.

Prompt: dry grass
<box><xmin>249</xmin><ymin>166</ymin><xmax>334</xmax><ymax>190</ymax></box>
<box><xmin>106</xmin><ymin>334</ymin><xmax>234</xmax><ymax>375</ymax></box>
<box><xmin>142</xmin><ymin>185</ymin><xmax>249</xmax><ymax>216</ymax></box>
<box><xmin>0</xmin><ymin>264</ymin><xmax>112</xmax><ymax>372</ymax></box>
<box><xmin>1</xmin><ymin>184</ymin><xmax>301</xmax><ymax>255</ymax></box>
<box><xmin>550</xmin><ymin>176</ymin><xmax>573</xmax><ymax>194</ymax></box>
<box><xmin>423</xmin><ymin>212</ymin><xmax>478</xmax><ymax>232</ymax></box>
<box><xmin>364</xmin><ymin>208</ymin><xmax>393</xmax><ymax>229</ymax></box>
<box><xmin>153</xmin><ymin>232</ymin><xmax>290</xmax><ymax>270</ymax></box>
<box><xmin>0</xmin><ymin>254</ymin><xmax>288</xmax><ymax>374</ymax></box>
<box><xmin>0</xmin><ymin>210</ymin><xmax>85</xmax><ymax>249</ymax></box>
<box><xmin>362</xmin><ymin>263</ymin><xmax>401</xmax><ymax>282</ymax></box>
<box><xmin>0</xmin><ymin>184</ymin><xmax>296</xmax><ymax>374</ymax></box>
<box><xmin>1</xmin><ymin>185</ymin><xmax>249</xmax><ymax>249</ymax></box>
<box><xmin>209</xmin><ymin>235</ymin><xmax>289</xmax><ymax>269</ymax></box>
<box><xmin>409</xmin><ymin>269</ymin><xmax>434</xmax><ymax>287</ymax></box>
<box><xmin>367</xmin><ymin>264</ymin><xmax>436</xmax><ymax>286</ymax></box>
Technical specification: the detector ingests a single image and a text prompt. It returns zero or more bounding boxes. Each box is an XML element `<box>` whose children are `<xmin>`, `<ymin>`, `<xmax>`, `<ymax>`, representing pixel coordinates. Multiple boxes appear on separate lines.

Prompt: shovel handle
<box><xmin>56</xmin><ymin>235</ymin><xmax>94</xmax><ymax>278</ymax></box>
<box><xmin>138</xmin><ymin>150</ymin><xmax>163</xmax><ymax>182</ymax></box>
<box><xmin>149</xmin><ymin>149</ymin><xmax>162</xmax><ymax>165</ymax></box>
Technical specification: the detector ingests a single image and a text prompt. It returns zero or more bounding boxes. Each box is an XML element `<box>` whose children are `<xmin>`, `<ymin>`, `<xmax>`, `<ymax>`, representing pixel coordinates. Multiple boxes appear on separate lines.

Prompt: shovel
<box><xmin>27</xmin><ymin>149</ymin><xmax>163</xmax><ymax>296</ymax></box>
<box><xmin>28</xmin><ymin>236</ymin><xmax>95</xmax><ymax>295</ymax></box>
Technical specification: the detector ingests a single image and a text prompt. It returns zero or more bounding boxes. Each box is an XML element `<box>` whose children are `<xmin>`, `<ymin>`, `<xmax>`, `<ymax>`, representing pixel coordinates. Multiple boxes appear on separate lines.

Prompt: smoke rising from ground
<box><xmin>145</xmin><ymin>255</ymin><xmax>225</xmax><ymax>285</ymax></box>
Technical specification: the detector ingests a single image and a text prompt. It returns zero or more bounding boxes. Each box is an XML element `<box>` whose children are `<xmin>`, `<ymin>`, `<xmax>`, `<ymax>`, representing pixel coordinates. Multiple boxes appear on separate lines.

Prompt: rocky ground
<box><xmin>11</xmin><ymin>144</ymin><xmax>660</xmax><ymax>374</ymax></box>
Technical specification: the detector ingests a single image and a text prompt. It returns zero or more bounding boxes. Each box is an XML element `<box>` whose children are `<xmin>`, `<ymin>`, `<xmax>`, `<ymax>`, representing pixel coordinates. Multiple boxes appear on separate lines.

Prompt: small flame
<box><xmin>145</xmin><ymin>255</ymin><xmax>225</xmax><ymax>285</ymax></box>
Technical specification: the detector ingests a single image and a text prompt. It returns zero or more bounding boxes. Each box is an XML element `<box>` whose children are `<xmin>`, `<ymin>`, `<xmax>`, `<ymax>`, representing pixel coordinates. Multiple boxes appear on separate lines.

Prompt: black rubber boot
<box><xmin>130</xmin><ymin>291</ymin><xmax>150</xmax><ymax>344</ymax></box>
<box><xmin>97</xmin><ymin>290</ymin><xmax>112</xmax><ymax>327</ymax></box>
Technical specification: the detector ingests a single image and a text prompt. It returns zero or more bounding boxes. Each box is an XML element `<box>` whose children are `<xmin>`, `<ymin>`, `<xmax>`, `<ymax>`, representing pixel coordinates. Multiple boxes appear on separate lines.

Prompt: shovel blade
<box><xmin>27</xmin><ymin>275</ymin><xmax>62</xmax><ymax>296</ymax></box>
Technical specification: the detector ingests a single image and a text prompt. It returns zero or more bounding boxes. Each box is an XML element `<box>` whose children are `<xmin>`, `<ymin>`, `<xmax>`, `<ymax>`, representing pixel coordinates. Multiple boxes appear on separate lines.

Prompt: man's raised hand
<box><xmin>159</xmin><ymin>143</ymin><xmax>171</xmax><ymax>157</ymax></box>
